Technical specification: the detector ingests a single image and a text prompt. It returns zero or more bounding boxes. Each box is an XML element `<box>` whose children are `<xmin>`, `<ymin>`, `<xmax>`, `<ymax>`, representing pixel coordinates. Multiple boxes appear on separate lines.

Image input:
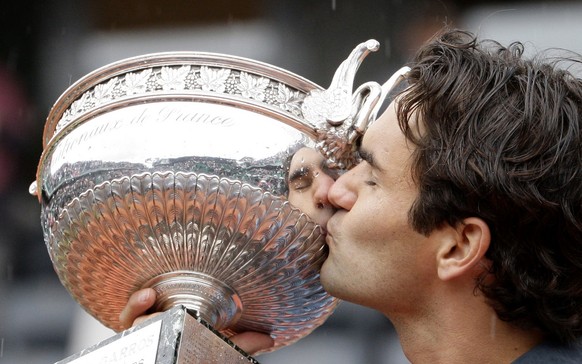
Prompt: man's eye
<box><xmin>365</xmin><ymin>180</ymin><xmax>377</xmax><ymax>187</ymax></box>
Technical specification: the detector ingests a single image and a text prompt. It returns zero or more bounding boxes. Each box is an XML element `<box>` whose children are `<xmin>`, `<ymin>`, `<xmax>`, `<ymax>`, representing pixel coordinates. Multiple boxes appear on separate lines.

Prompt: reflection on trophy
<box><xmin>29</xmin><ymin>39</ymin><xmax>387</xmax><ymax>363</ymax></box>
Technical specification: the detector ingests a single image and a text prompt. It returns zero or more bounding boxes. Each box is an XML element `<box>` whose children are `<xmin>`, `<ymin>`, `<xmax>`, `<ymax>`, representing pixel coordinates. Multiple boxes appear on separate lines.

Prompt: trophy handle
<box><xmin>302</xmin><ymin>39</ymin><xmax>383</xmax><ymax>169</ymax></box>
<box><xmin>321</xmin><ymin>39</ymin><xmax>380</xmax><ymax>126</ymax></box>
<box><xmin>303</xmin><ymin>46</ymin><xmax>412</xmax><ymax>170</ymax></box>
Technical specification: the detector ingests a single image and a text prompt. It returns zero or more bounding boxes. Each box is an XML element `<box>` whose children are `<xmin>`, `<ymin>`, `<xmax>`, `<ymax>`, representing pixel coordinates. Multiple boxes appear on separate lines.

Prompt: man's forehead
<box><xmin>358</xmin><ymin>105</ymin><xmax>395</xmax><ymax>165</ymax></box>
<box><xmin>360</xmin><ymin>99</ymin><xmax>417</xmax><ymax>168</ymax></box>
<box><xmin>365</xmin><ymin>100</ymin><xmax>398</xmax><ymax>138</ymax></box>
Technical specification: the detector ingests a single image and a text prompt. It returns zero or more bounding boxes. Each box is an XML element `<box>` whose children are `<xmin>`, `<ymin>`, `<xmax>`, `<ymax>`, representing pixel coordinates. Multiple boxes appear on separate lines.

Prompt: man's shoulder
<box><xmin>513</xmin><ymin>340</ymin><xmax>582</xmax><ymax>363</ymax></box>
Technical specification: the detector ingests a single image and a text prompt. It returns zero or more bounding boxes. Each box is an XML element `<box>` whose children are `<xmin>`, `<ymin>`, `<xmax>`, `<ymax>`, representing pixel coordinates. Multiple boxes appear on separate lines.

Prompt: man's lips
<box><xmin>325</xmin><ymin>229</ymin><xmax>334</xmax><ymax>247</ymax></box>
<box><xmin>324</xmin><ymin>212</ymin><xmax>342</xmax><ymax>247</ymax></box>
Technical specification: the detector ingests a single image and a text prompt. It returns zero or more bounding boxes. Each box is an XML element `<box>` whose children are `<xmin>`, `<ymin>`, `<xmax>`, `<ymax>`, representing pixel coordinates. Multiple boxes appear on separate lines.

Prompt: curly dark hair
<box><xmin>397</xmin><ymin>29</ymin><xmax>582</xmax><ymax>344</ymax></box>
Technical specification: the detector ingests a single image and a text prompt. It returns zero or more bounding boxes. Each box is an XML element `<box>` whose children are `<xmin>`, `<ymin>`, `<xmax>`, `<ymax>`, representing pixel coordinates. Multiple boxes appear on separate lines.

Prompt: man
<box><xmin>121</xmin><ymin>29</ymin><xmax>582</xmax><ymax>362</ymax></box>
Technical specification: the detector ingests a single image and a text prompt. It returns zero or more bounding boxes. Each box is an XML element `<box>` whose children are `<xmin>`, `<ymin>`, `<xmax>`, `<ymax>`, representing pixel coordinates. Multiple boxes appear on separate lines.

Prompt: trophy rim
<box><xmin>42</xmin><ymin>51</ymin><xmax>323</xmax><ymax>147</ymax></box>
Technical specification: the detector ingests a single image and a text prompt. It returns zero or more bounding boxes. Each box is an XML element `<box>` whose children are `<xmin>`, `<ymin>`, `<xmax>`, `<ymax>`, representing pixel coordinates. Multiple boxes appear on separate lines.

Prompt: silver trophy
<box><xmin>30</xmin><ymin>40</ymin><xmax>389</xmax><ymax>363</ymax></box>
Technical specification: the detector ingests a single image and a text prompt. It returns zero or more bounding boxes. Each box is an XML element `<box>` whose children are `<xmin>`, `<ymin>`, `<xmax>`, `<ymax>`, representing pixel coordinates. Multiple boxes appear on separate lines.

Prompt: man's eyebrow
<box><xmin>359</xmin><ymin>148</ymin><xmax>384</xmax><ymax>172</ymax></box>
<box><xmin>358</xmin><ymin>148</ymin><xmax>375</xmax><ymax>166</ymax></box>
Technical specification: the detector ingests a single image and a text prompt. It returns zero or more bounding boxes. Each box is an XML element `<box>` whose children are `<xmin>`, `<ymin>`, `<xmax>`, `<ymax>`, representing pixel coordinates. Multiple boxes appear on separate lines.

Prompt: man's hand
<box><xmin>119</xmin><ymin>288</ymin><xmax>275</xmax><ymax>355</ymax></box>
<box><xmin>119</xmin><ymin>288</ymin><xmax>159</xmax><ymax>328</ymax></box>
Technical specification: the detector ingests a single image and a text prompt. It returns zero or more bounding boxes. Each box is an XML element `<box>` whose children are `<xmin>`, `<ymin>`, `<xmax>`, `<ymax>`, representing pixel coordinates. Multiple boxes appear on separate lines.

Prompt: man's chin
<box><xmin>319</xmin><ymin>261</ymin><xmax>361</xmax><ymax>304</ymax></box>
<box><xmin>319</xmin><ymin>260</ymin><xmax>339</xmax><ymax>296</ymax></box>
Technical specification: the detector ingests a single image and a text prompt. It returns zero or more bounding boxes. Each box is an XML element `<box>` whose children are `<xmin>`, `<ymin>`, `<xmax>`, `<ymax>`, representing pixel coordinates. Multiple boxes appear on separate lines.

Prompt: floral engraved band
<box><xmin>52</xmin><ymin>65</ymin><xmax>309</xmax><ymax>138</ymax></box>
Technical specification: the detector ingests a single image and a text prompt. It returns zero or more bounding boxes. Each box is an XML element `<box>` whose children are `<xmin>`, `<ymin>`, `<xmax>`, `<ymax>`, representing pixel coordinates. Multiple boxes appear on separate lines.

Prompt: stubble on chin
<box><xmin>318</xmin><ymin>257</ymin><xmax>345</xmax><ymax>299</ymax></box>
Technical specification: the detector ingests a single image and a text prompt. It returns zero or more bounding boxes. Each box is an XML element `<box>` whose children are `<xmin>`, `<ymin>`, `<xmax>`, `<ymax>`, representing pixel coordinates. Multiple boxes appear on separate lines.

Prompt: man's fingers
<box><xmin>118</xmin><ymin>288</ymin><xmax>157</xmax><ymax>329</ymax></box>
<box><xmin>118</xmin><ymin>290</ymin><xmax>274</xmax><ymax>356</ymax></box>
<box><xmin>132</xmin><ymin>312</ymin><xmax>161</xmax><ymax>327</ymax></box>
<box><xmin>231</xmin><ymin>331</ymin><xmax>275</xmax><ymax>355</ymax></box>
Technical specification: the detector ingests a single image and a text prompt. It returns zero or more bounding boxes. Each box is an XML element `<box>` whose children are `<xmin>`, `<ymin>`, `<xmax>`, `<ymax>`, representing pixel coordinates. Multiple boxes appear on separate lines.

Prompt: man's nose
<box><xmin>328</xmin><ymin>170</ymin><xmax>357</xmax><ymax>210</ymax></box>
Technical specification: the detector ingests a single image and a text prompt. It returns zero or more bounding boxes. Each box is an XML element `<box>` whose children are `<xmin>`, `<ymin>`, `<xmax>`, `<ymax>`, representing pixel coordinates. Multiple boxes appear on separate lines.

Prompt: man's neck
<box><xmin>389</xmin><ymin>292</ymin><xmax>543</xmax><ymax>363</ymax></box>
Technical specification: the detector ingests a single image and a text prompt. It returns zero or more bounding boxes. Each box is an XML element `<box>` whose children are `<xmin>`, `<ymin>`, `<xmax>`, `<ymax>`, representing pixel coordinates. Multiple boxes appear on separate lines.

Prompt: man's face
<box><xmin>322</xmin><ymin>101</ymin><xmax>437</xmax><ymax>314</ymax></box>
<box><xmin>287</xmin><ymin>147</ymin><xmax>336</xmax><ymax>227</ymax></box>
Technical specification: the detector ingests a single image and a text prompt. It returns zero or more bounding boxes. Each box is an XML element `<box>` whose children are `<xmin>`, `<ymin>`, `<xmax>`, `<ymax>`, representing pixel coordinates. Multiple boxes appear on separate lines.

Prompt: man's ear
<box><xmin>436</xmin><ymin>217</ymin><xmax>491</xmax><ymax>281</ymax></box>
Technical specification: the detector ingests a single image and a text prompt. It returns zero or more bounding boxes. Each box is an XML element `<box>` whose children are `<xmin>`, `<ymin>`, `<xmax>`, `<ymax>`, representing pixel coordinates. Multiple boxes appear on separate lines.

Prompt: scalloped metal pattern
<box><xmin>48</xmin><ymin>171</ymin><xmax>338</xmax><ymax>351</ymax></box>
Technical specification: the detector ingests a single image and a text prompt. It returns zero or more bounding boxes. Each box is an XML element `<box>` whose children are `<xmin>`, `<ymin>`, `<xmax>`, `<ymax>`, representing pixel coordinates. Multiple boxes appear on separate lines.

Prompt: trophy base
<box><xmin>57</xmin><ymin>305</ymin><xmax>259</xmax><ymax>364</ymax></box>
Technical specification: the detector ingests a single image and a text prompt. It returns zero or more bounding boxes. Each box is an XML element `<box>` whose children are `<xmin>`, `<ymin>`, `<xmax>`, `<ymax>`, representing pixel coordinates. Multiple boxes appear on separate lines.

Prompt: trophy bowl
<box><xmin>30</xmin><ymin>41</ymin><xmax>383</xmax><ymax>354</ymax></box>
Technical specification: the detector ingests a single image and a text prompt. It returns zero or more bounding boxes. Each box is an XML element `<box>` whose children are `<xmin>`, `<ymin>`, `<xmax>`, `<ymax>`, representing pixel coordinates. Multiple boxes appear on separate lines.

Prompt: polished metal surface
<box><xmin>31</xmin><ymin>41</ymin><xmax>384</xmax><ymax>351</ymax></box>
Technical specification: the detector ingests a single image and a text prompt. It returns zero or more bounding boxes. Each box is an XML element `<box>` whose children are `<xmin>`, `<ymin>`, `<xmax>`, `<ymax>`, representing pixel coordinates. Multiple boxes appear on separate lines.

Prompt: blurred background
<box><xmin>1</xmin><ymin>0</ymin><xmax>582</xmax><ymax>363</ymax></box>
